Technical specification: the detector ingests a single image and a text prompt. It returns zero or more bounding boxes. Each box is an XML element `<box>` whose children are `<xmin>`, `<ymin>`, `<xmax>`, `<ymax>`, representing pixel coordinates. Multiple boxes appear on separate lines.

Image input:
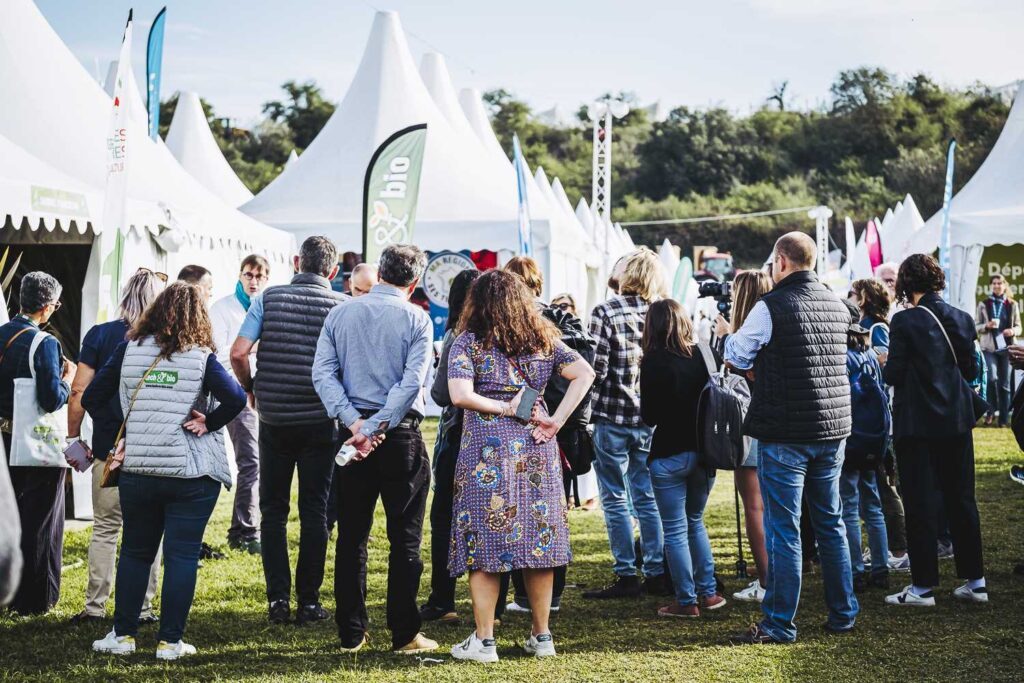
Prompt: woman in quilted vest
<box><xmin>82</xmin><ymin>282</ymin><xmax>245</xmax><ymax>661</ymax></box>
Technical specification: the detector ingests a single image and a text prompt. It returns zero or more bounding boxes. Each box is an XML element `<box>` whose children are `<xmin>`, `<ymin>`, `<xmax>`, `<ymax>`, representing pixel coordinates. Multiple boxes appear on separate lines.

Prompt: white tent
<box><xmin>909</xmin><ymin>85</ymin><xmax>1024</xmax><ymax>312</ymax></box>
<box><xmin>284</xmin><ymin>149</ymin><xmax>299</xmax><ymax>169</ymax></box>
<box><xmin>658</xmin><ymin>238</ymin><xmax>679</xmax><ymax>283</ymax></box>
<box><xmin>879</xmin><ymin>194</ymin><xmax>924</xmax><ymax>265</ymax></box>
<box><xmin>242</xmin><ymin>11</ymin><xmax>535</xmax><ymax>256</ymax></box>
<box><xmin>166</xmin><ymin>91</ymin><xmax>253</xmax><ymax>208</ymax></box>
<box><xmin>0</xmin><ymin>0</ymin><xmax>294</xmax><ymax>307</ymax></box>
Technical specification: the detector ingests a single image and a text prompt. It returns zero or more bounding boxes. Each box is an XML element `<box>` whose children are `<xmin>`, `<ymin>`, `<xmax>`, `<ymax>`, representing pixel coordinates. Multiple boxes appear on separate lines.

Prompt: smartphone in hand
<box><xmin>63</xmin><ymin>439</ymin><xmax>93</xmax><ymax>472</ymax></box>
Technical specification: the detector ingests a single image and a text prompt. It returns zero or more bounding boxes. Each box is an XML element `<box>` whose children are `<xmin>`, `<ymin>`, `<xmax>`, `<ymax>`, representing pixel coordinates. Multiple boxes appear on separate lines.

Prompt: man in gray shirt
<box><xmin>312</xmin><ymin>244</ymin><xmax>436</xmax><ymax>656</ymax></box>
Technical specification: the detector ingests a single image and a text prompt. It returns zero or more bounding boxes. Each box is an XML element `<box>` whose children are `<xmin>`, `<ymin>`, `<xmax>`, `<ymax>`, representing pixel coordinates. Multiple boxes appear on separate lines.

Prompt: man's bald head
<box><xmin>351</xmin><ymin>263</ymin><xmax>379</xmax><ymax>297</ymax></box>
<box><xmin>771</xmin><ymin>232</ymin><xmax>816</xmax><ymax>283</ymax></box>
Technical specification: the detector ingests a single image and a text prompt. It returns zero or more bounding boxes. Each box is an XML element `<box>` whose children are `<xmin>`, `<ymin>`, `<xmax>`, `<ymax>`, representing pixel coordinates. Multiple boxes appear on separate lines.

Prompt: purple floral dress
<box><xmin>447</xmin><ymin>331</ymin><xmax>580</xmax><ymax>575</ymax></box>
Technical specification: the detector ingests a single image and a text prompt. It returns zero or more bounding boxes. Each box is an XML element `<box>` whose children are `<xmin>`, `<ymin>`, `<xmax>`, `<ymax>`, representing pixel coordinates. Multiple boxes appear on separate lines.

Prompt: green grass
<box><xmin>2</xmin><ymin>423</ymin><xmax>1022</xmax><ymax>682</ymax></box>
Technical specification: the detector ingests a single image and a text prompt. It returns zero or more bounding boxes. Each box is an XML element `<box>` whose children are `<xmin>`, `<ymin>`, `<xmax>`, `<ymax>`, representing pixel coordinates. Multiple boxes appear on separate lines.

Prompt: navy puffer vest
<box><xmin>254</xmin><ymin>273</ymin><xmax>347</xmax><ymax>425</ymax></box>
<box><xmin>744</xmin><ymin>270</ymin><xmax>852</xmax><ymax>443</ymax></box>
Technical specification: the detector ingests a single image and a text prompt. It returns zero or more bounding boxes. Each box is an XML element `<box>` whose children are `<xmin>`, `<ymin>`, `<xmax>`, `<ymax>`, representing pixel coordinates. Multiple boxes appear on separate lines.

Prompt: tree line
<box><xmin>163</xmin><ymin>68</ymin><xmax>1010</xmax><ymax>267</ymax></box>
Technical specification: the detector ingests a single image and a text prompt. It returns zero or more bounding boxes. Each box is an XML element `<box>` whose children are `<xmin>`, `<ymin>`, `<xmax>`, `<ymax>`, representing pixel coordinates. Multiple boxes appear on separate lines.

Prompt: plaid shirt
<box><xmin>588</xmin><ymin>295</ymin><xmax>649</xmax><ymax>425</ymax></box>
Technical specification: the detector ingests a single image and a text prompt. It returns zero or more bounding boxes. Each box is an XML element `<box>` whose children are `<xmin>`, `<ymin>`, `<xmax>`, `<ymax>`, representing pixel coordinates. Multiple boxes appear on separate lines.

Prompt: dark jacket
<box><xmin>431</xmin><ymin>330</ymin><xmax>461</xmax><ymax>432</ymax></box>
<box><xmin>541</xmin><ymin>305</ymin><xmax>596</xmax><ymax>429</ymax></box>
<box><xmin>254</xmin><ymin>273</ymin><xmax>347</xmax><ymax>425</ymax></box>
<box><xmin>640</xmin><ymin>346</ymin><xmax>718</xmax><ymax>460</ymax></box>
<box><xmin>744</xmin><ymin>270</ymin><xmax>852</xmax><ymax>443</ymax></box>
<box><xmin>0</xmin><ymin>317</ymin><xmax>70</xmax><ymax>419</ymax></box>
<box><xmin>883</xmin><ymin>292</ymin><xmax>978</xmax><ymax>438</ymax></box>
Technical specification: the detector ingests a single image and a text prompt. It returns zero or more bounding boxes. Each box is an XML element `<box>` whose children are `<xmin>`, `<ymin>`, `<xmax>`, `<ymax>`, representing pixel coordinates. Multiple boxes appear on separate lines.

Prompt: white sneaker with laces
<box><xmin>732</xmin><ymin>579</ymin><xmax>765</xmax><ymax>603</ymax></box>
<box><xmin>952</xmin><ymin>582</ymin><xmax>989</xmax><ymax>603</ymax></box>
<box><xmin>156</xmin><ymin>640</ymin><xmax>197</xmax><ymax>660</ymax></box>
<box><xmin>888</xmin><ymin>553</ymin><xmax>911</xmax><ymax>573</ymax></box>
<box><xmin>505</xmin><ymin>601</ymin><xmax>531</xmax><ymax>614</ymax></box>
<box><xmin>862</xmin><ymin>548</ymin><xmax>871</xmax><ymax>564</ymax></box>
<box><xmin>885</xmin><ymin>585</ymin><xmax>935</xmax><ymax>607</ymax></box>
<box><xmin>524</xmin><ymin>632</ymin><xmax>556</xmax><ymax>657</ymax></box>
<box><xmin>92</xmin><ymin>630</ymin><xmax>135</xmax><ymax>655</ymax></box>
<box><xmin>451</xmin><ymin>632</ymin><xmax>498</xmax><ymax>663</ymax></box>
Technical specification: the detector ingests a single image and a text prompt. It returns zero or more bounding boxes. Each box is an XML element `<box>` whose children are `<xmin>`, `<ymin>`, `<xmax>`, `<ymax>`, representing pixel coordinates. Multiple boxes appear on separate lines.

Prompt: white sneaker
<box><xmin>888</xmin><ymin>553</ymin><xmax>911</xmax><ymax>573</ymax></box>
<box><xmin>92</xmin><ymin>630</ymin><xmax>135</xmax><ymax>655</ymax></box>
<box><xmin>885</xmin><ymin>585</ymin><xmax>935</xmax><ymax>607</ymax></box>
<box><xmin>155</xmin><ymin>640</ymin><xmax>197</xmax><ymax>660</ymax></box>
<box><xmin>451</xmin><ymin>632</ymin><xmax>498</xmax><ymax>663</ymax></box>
<box><xmin>732</xmin><ymin>579</ymin><xmax>765</xmax><ymax>603</ymax></box>
<box><xmin>862</xmin><ymin>548</ymin><xmax>872</xmax><ymax>564</ymax></box>
<box><xmin>952</xmin><ymin>582</ymin><xmax>989</xmax><ymax>603</ymax></box>
<box><xmin>523</xmin><ymin>632</ymin><xmax>557</xmax><ymax>658</ymax></box>
<box><xmin>505</xmin><ymin>601</ymin><xmax>531</xmax><ymax>614</ymax></box>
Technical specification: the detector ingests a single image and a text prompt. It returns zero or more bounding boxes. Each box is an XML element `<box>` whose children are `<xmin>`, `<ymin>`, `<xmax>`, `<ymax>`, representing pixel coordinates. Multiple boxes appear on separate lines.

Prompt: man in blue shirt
<box><xmin>725</xmin><ymin>233</ymin><xmax>857</xmax><ymax>645</ymax></box>
<box><xmin>312</xmin><ymin>244</ymin><xmax>436</xmax><ymax>656</ymax></box>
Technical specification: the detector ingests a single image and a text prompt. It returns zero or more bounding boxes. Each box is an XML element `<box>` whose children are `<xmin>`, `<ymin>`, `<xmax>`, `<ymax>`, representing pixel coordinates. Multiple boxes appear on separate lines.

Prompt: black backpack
<box><xmin>844</xmin><ymin>352</ymin><xmax>892</xmax><ymax>470</ymax></box>
<box><xmin>695</xmin><ymin>342</ymin><xmax>751</xmax><ymax>470</ymax></box>
<box><xmin>541</xmin><ymin>305</ymin><xmax>597</xmax><ymax>475</ymax></box>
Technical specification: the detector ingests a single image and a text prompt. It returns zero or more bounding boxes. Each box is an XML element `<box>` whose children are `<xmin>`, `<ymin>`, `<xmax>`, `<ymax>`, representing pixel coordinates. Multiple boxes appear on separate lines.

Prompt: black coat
<box><xmin>883</xmin><ymin>292</ymin><xmax>979</xmax><ymax>438</ymax></box>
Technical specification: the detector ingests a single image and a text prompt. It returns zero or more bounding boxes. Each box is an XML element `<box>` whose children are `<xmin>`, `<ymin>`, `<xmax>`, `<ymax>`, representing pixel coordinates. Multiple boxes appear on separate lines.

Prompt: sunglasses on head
<box><xmin>136</xmin><ymin>267</ymin><xmax>168</xmax><ymax>282</ymax></box>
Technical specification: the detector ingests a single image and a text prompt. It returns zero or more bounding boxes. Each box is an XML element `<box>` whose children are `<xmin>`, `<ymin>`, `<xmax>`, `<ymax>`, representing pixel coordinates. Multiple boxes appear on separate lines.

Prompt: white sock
<box><xmin>909</xmin><ymin>585</ymin><xmax>932</xmax><ymax>596</ymax></box>
<box><xmin>967</xmin><ymin>577</ymin><xmax>986</xmax><ymax>590</ymax></box>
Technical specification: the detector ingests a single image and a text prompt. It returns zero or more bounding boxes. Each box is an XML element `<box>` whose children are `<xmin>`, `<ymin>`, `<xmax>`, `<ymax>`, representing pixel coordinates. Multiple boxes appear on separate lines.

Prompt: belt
<box><xmin>356</xmin><ymin>410</ymin><xmax>422</xmax><ymax>431</ymax></box>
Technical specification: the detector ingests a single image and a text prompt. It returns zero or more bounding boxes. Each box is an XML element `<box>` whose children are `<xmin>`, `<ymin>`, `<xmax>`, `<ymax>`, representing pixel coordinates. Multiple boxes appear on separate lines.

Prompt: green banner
<box><xmin>975</xmin><ymin>244</ymin><xmax>1024</xmax><ymax>304</ymax></box>
<box><xmin>362</xmin><ymin>124</ymin><xmax>427</xmax><ymax>264</ymax></box>
<box><xmin>31</xmin><ymin>186</ymin><xmax>89</xmax><ymax>218</ymax></box>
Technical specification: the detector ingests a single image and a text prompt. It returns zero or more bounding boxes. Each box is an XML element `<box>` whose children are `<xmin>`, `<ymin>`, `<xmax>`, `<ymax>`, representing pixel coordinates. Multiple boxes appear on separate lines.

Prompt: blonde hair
<box><xmin>119</xmin><ymin>269</ymin><xmax>164</xmax><ymax>325</ymax></box>
<box><xmin>731</xmin><ymin>270</ymin><xmax>773</xmax><ymax>332</ymax></box>
<box><xmin>619</xmin><ymin>248</ymin><xmax>664</xmax><ymax>303</ymax></box>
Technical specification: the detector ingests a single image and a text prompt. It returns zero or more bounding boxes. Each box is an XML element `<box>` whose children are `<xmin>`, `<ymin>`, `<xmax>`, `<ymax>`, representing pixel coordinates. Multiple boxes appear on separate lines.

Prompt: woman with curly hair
<box><xmin>447</xmin><ymin>270</ymin><xmax>594</xmax><ymax>663</ymax></box>
<box><xmin>881</xmin><ymin>254</ymin><xmax>987</xmax><ymax>608</ymax></box>
<box><xmin>851</xmin><ymin>278</ymin><xmax>893</xmax><ymax>356</ymax></box>
<box><xmin>83</xmin><ymin>281</ymin><xmax>245</xmax><ymax>660</ymax></box>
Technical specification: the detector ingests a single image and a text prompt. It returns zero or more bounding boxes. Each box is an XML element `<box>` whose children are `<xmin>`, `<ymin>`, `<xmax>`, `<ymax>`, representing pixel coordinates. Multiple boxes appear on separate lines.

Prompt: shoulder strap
<box><xmin>918</xmin><ymin>305</ymin><xmax>957</xmax><ymax>362</ymax></box>
<box><xmin>507</xmin><ymin>354</ymin><xmax>536</xmax><ymax>391</ymax></box>
<box><xmin>112</xmin><ymin>355</ymin><xmax>163</xmax><ymax>447</ymax></box>
<box><xmin>696</xmin><ymin>341</ymin><xmax>718</xmax><ymax>376</ymax></box>
<box><xmin>26</xmin><ymin>331</ymin><xmax>51</xmax><ymax>380</ymax></box>
<box><xmin>0</xmin><ymin>326</ymin><xmax>34</xmax><ymax>369</ymax></box>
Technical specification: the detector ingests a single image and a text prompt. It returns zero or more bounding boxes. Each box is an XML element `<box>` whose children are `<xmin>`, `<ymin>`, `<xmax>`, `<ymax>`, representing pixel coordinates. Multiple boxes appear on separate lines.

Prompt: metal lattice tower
<box><xmin>592</xmin><ymin>114</ymin><xmax>611</xmax><ymax>220</ymax></box>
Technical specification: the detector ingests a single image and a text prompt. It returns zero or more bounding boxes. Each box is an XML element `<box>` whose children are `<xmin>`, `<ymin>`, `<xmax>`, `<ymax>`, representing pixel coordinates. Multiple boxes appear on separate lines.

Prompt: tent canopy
<box><xmin>911</xmin><ymin>85</ymin><xmax>1024</xmax><ymax>254</ymax></box>
<box><xmin>166</xmin><ymin>91</ymin><xmax>253</xmax><ymax>208</ymax></box>
<box><xmin>241</xmin><ymin>11</ymin><xmax>535</xmax><ymax>254</ymax></box>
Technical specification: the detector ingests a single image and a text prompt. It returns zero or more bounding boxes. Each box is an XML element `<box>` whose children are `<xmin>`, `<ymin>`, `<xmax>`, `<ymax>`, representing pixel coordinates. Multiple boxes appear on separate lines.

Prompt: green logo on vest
<box><xmin>145</xmin><ymin>370</ymin><xmax>178</xmax><ymax>387</ymax></box>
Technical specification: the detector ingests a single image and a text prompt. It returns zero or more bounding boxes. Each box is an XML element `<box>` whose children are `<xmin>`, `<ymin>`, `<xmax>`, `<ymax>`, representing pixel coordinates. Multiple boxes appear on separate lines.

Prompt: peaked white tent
<box><xmin>285</xmin><ymin>149</ymin><xmax>299</xmax><ymax>169</ymax></box>
<box><xmin>910</xmin><ymin>85</ymin><xmax>1024</xmax><ymax>312</ymax></box>
<box><xmin>879</xmin><ymin>194</ymin><xmax>924</xmax><ymax>265</ymax></box>
<box><xmin>659</xmin><ymin>238</ymin><xmax>679</xmax><ymax>283</ymax></box>
<box><xmin>242</xmin><ymin>11</ymin><xmax>534</xmax><ymax>256</ymax></box>
<box><xmin>166</xmin><ymin>91</ymin><xmax>253</xmax><ymax>207</ymax></box>
<box><xmin>0</xmin><ymin>0</ymin><xmax>293</xmax><ymax>314</ymax></box>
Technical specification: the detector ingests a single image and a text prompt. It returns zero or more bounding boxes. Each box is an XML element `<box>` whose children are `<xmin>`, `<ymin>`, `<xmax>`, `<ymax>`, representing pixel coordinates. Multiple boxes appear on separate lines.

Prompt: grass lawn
<box><xmin>2</xmin><ymin>422</ymin><xmax>1022</xmax><ymax>682</ymax></box>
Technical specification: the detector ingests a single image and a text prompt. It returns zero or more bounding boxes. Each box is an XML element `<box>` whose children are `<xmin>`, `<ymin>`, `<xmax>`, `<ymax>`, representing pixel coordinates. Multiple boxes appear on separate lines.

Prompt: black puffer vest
<box><xmin>744</xmin><ymin>270</ymin><xmax>852</xmax><ymax>443</ymax></box>
<box><xmin>254</xmin><ymin>273</ymin><xmax>347</xmax><ymax>425</ymax></box>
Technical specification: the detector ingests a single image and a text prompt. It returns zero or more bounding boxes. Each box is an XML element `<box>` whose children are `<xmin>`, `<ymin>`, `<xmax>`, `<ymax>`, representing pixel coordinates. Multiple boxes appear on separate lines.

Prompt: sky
<box><xmin>35</xmin><ymin>0</ymin><xmax>1024</xmax><ymax>127</ymax></box>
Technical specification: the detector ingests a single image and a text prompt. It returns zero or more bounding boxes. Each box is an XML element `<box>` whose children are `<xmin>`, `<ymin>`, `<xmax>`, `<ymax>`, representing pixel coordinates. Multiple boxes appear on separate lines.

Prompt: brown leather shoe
<box><xmin>657</xmin><ymin>603</ymin><xmax>699</xmax><ymax>618</ymax></box>
<box><xmin>700</xmin><ymin>593</ymin><xmax>728</xmax><ymax>611</ymax></box>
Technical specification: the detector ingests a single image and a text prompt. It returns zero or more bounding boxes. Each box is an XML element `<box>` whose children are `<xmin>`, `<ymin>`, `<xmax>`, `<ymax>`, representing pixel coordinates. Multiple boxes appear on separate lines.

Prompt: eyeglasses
<box><xmin>50</xmin><ymin>301</ymin><xmax>62</xmax><ymax>311</ymax></box>
<box><xmin>241</xmin><ymin>272</ymin><xmax>268</xmax><ymax>282</ymax></box>
<box><xmin>882</xmin><ymin>278</ymin><xmax>896</xmax><ymax>286</ymax></box>
<box><xmin>553</xmin><ymin>302</ymin><xmax>573</xmax><ymax>311</ymax></box>
<box><xmin>136</xmin><ymin>267</ymin><xmax>168</xmax><ymax>282</ymax></box>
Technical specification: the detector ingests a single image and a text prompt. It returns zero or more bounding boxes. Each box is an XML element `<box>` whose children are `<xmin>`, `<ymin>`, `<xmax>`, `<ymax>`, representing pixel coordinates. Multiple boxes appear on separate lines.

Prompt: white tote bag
<box><xmin>9</xmin><ymin>331</ymin><xmax>68</xmax><ymax>468</ymax></box>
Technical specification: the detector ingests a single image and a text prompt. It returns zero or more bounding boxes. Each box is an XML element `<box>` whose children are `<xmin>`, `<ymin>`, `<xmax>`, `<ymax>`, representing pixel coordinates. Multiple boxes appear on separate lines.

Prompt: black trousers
<box><xmin>5</xmin><ymin>431</ymin><xmax>65</xmax><ymax>615</ymax></box>
<box><xmin>424</xmin><ymin>418</ymin><xmax>460</xmax><ymax>612</ymax></box>
<box><xmin>335</xmin><ymin>424</ymin><xmax>430</xmax><ymax>649</ymax></box>
<box><xmin>895</xmin><ymin>433</ymin><xmax>984</xmax><ymax>587</ymax></box>
<box><xmin>258</xmin><ymin>419</ymin><xmax>336</xmax><ymax>606</ymax></box>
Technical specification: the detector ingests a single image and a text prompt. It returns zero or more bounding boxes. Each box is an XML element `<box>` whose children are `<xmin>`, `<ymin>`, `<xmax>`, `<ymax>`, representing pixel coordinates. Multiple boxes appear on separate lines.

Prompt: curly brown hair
<box><xmin>894</xmin><ymin>253</ymin><xmax>945</xmax><ymax>305</ymax></box>
<box><xmin>128</xmin><ymin>281</ymin><xmax>215</xmax><ymax>358</ymax></box>
<box><xmin>457</xmin><ymin>270</ymin><xmax>560</xmax><ymax>356</ymax></box>
<box><xmin>851</xmin><ymin>278</ymin><xmax>891</xmax><ymax>322</ymax></box>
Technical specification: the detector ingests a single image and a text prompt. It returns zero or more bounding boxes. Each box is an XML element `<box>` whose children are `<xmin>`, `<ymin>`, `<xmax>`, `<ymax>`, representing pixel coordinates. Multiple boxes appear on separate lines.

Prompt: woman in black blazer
<box><xmin>882</xmin><ymin>254</ymin><xmax>987</xmax><ymax>608</ymax></box>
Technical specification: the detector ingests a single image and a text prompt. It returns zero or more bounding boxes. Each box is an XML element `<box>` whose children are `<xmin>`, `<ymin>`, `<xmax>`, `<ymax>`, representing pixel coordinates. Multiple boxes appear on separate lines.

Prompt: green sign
<box><xmin>145</xmin><ymin>370</ymin><xmax>178</xmax><ymax>387</ymax></box>
<box><xmin>362</xmin><ymin>124</ymin><xmax>427</xmax><ymax>264</ymax></box>
<box><xmin>975</xmin><ymin>244</ymin><xmax>1024</xmax><ymax>305</ymax></box>
<box><xmin>30</xmin><ymin>186</ymin><xmax>89</xmax><ymax>217</ymax></box>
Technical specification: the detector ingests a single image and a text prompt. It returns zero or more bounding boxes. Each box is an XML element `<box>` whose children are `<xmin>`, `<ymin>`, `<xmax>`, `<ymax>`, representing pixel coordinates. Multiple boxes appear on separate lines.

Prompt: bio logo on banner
<box><xmin>362</xmin><ymin>124</ymin><xmax>427</xmax><ymax>264</ymax></box>
<box><xmin>144</xmin><ymin>370</ymin><xmax>178</xmax><ymax>387</ymax></box>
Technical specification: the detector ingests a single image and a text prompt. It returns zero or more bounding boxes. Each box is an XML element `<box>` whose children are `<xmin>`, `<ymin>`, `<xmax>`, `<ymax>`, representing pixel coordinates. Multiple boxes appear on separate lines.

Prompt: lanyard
<box><xmin>990</xmin><ymin>297</ymin><xmax>1005</xmax><ymax>323</ymax></box>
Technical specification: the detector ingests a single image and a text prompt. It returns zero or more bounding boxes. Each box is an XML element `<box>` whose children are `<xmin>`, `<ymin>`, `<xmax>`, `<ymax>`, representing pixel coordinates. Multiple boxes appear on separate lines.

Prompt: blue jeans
<box><xmin>592</xmin><ymin>421</ymin><xmax>663</xmax><ymax>577</ymax></box>
<box><xmin>984</xmin><ymin>350</ymin><xmax>1011</xmax><ymax>425</ymax></box>
<box><xmin>114</xmin><ymin>473</ymin><xmax>221</xmax><ymax>642</ymax></box>
<box><xmin>839</xmin><ymin>468</ymin><xmax>888</xmax><ymax>576</ymax></box>
<box><xmin>758</xmin><ymin>441</ymin><xmax>858</xmax><ymax>642</ymax></box>
<box><xmin>649</xmin><ymin>452</ymin><xmax>716</xmax><ymax>605</ymax></box>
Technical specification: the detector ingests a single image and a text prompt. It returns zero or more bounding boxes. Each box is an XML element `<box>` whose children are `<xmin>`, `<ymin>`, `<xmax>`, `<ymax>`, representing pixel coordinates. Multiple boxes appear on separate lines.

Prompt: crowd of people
<box><xmin>0</xmin><ymin>231</ymin><xmax>1019</xmax><ymax>661</ymax></box>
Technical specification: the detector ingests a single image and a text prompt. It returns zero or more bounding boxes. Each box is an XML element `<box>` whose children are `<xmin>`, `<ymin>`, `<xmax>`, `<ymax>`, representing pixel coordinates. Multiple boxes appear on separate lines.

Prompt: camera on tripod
<box><xmin>698</xmin><ymin>280</ymin><xmax>733</xmax><ymax>320</ymax></box>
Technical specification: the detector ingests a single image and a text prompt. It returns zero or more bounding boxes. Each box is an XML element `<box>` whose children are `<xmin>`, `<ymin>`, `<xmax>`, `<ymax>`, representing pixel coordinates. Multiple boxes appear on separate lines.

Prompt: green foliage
<box><xmin>159</xmin><ymin>70</ymin><xmax>1009</xmax><ymax>264</ymax></box>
